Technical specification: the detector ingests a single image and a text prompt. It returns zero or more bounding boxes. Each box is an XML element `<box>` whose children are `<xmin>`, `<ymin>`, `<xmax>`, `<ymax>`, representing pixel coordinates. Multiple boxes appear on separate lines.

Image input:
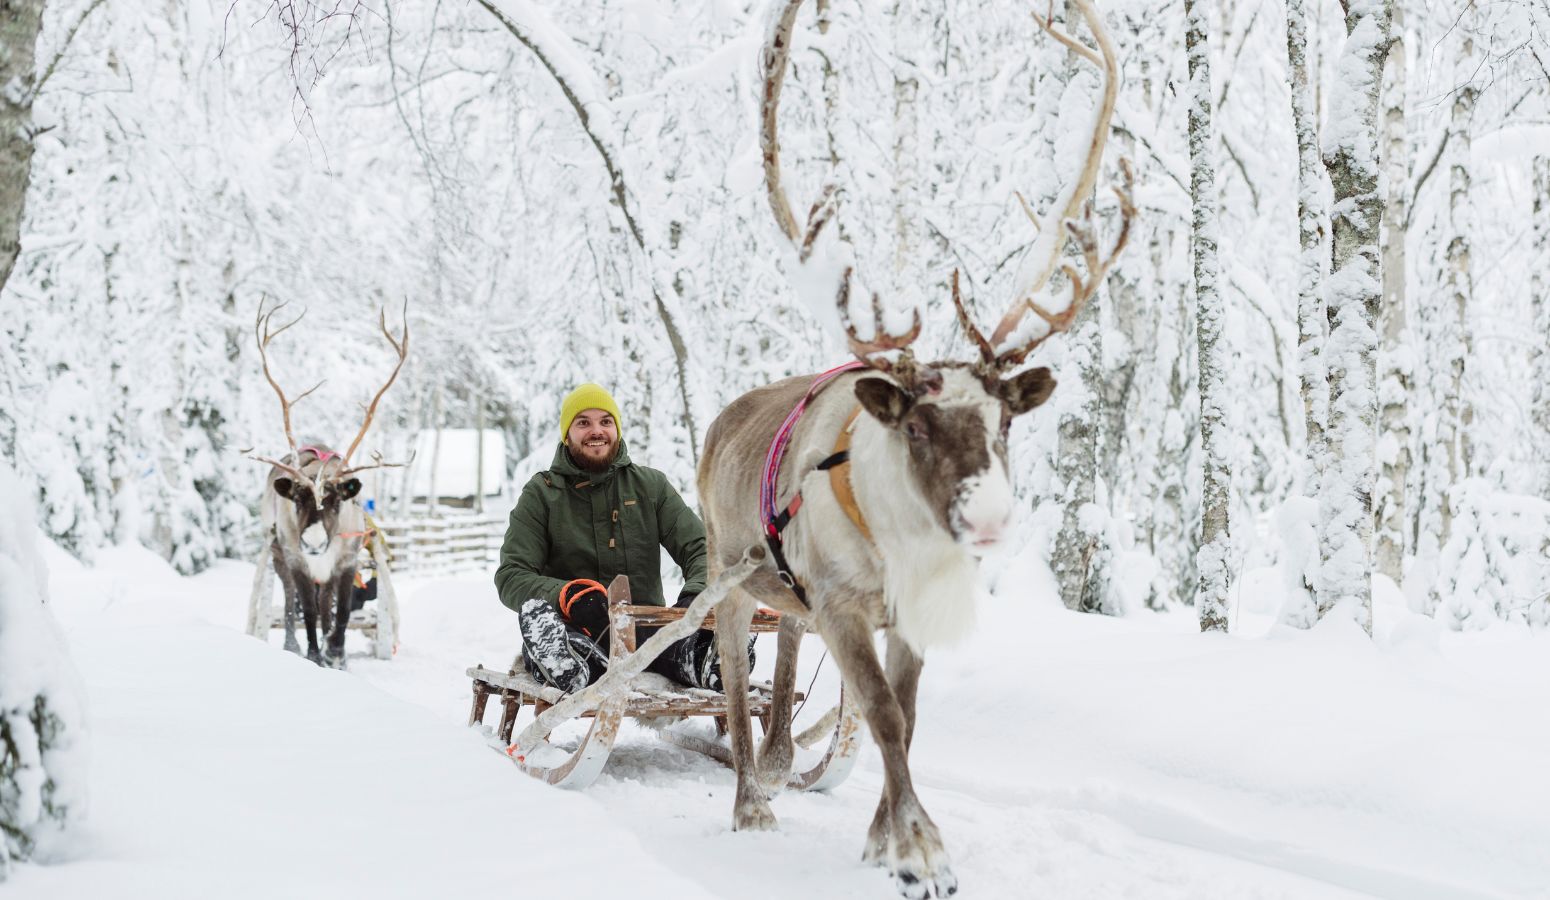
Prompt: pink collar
<box><xmin>298</xmin><ymin>445</ymin><xmax>340</xmax><ymax>462</ymax></box>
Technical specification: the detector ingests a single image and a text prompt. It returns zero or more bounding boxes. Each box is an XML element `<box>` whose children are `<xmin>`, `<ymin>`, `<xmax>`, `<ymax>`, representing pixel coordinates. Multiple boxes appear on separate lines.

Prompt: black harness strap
<box><xmin>763</xmin><ymin>449</ymin><xmax>851</xmax><ymax>606</ymax></box>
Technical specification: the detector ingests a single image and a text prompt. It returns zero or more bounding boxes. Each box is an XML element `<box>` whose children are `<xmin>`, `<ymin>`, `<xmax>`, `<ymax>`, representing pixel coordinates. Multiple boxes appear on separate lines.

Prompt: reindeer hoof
<box><xmin>323</xmin><ymin>649</ymin><xmax>347</xmax><ymax>670</ymax></box>
<box><xmin>283</xmin><ymin>638</ymin><xmax>301</xmax><ymax>655</ymax></box>
<box><xmin>894</xmin><ymin>866</ymin><xmax>957</xmax><ymax>899</ymax></box>
<box><xmin>732</xmin><ymin>796</ymin><xmax>779</xmax><ymax>832</ymax></box>
<box><xmin>306</xmin><ymin>649</ymin><xmax>324</xmax><ymax>665</ymax></box>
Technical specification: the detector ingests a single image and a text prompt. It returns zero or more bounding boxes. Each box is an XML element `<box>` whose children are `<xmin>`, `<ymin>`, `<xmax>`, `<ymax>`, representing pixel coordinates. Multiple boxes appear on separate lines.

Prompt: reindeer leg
<box><xmin>716</xmin><ymin>585</ymin><xmax>776</xmax><ymax>831</ymax></box>
<box><xmin>865</xmin><ymin>635</ymin><xmax>925</xmax><ymax>868</ymax></box>
<box><xmin>756</xmin><ymin>613</ymin><xmax>805</xmax><ymax>795</ymax></box>
<box><xmin>323</xmin><ymin>573</ymin><xmax>350</xmax><ymax>669</ymax></box>
<box><xmin>272</xmin><ymin>543</ymin><xmax>303</xmax><ymax>655</ymax></box>
<box><xmin>820</xmin><ymin>613</ymin><xmax>952</xmax><ymax>899</ymax></box>
<box><xmin>301</xmin><ymin>580</ymin><xmax>324</xmax><ymax>666</ymax></box>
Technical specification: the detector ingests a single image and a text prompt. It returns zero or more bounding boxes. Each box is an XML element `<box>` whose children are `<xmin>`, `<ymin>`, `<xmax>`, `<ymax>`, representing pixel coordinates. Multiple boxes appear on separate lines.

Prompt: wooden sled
<box><xmin>466</xmin><ymin>573</ymin><xmax>862</xmax><ymax>791</ymax></box>
<box><xmin>244</xmin><ymin>528</ymin><xmax>401</xmax><ymax>660</ymax></box>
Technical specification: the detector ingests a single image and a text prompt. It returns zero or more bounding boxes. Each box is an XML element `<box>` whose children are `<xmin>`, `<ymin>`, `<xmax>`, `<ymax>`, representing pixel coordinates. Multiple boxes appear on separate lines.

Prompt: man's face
<box><xmin>566</xmin><ymin>408</ymin><xmax>618</xmax><ymax>472</ymax></box>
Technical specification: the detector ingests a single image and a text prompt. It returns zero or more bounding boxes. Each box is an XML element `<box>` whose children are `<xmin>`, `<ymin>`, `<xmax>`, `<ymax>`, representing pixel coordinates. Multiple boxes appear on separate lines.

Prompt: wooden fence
<box><xmin>374</xmin><ymin>512</ymin><xmax>507</xmax><ymax>577</ymax></box>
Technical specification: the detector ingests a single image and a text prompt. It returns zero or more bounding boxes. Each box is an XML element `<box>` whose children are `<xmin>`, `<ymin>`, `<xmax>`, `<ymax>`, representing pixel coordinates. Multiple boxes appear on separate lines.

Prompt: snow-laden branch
<box><xmin>472</xmin><ymin>0</ymin><xmax>701</xmax><ymax>461</ymax></box>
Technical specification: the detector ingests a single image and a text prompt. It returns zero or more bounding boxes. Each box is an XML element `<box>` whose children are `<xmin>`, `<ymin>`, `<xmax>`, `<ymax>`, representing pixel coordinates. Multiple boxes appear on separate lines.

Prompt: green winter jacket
<box><xmin>494</xmin><ymin>440</ymin><xmax>707</xmax><ymax>613</ymax></box>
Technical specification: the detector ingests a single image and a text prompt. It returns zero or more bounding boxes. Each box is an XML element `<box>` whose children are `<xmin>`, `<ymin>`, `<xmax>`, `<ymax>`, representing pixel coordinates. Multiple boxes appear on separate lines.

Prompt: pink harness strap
<box><xmin>756</xmin><ymin>362</ymin><xmax>869</xmax><ymax>607</ymax></box>
<box><xmin>760</xmin><ymin>362</ymin><xmax>866</xmax><ymax>527</ymax></box>
<box><xmin>297</xmin><ymin>445</ymin><xmax>340</xmax><ymax>462</ymax></box>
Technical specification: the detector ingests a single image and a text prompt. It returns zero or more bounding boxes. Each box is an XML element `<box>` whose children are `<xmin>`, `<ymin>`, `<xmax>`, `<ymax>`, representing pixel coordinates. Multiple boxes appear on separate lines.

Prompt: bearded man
<box><xmin>495</xmin><ymin>383</ymin><xmax>741</xmax><ymax>693</ymax></box>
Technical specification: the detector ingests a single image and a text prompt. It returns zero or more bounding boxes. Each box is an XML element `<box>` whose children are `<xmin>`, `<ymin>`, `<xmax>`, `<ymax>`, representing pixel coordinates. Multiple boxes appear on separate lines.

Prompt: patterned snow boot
<box><xmin>519</xmin><ymin>598</ymin><xmax>607</xmax><ymax>694</ymax></box>
<box><xmin>665</xmin><ymin>631</ymin><xmax>756</xmax><ymax>692</ymax></box>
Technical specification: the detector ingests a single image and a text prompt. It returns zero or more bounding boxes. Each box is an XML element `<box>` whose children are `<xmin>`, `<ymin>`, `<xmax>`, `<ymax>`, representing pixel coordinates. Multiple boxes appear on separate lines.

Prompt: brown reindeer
<box><xmin>697</xmin><ymin>2</ymin><xmax>1132</xmax><ymax>896</ymax></box>
<box><xmin>253</xmin><ymin>299</ymin><xmax>408</xmax><ymax>668</ymax></box>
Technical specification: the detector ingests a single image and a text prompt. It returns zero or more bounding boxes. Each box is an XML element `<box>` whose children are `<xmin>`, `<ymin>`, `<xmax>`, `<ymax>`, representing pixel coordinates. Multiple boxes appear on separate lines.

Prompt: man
<box><xmin>495</xmin><ymin>383</ymin><xmax>739</xmax><ymax>694</ymax></box>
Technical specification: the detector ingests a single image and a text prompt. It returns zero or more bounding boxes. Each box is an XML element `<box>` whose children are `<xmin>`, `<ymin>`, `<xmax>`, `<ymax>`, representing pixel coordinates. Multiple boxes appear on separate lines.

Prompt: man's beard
<box><xmin>569</xmin><ymin>441</ymin><xmax>617</xmax><ymax>473</ymax></box>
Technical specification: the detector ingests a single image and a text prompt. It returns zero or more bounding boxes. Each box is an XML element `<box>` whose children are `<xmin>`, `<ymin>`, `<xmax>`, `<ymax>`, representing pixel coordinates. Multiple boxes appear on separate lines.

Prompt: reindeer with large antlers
<box><xmin>697</xmin><ymin>1</ymin><xmax>1132</xmax><ymax>895</ymax></box>
<box><xmin>252</xmin><ymin>298</ymin><xmax>409</xmax><ymax>669</ymax></box>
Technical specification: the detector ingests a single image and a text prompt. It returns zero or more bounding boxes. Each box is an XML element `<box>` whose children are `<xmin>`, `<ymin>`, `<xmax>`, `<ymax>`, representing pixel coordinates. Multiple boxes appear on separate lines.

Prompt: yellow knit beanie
<box><xmin>559</xmin><ymin>383</ymin><xmax>623</xmax><ymax>441</ymax></box>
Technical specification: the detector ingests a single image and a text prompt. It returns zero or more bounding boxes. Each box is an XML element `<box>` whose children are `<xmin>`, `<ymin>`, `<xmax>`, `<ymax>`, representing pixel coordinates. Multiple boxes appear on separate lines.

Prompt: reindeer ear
<box><xmin>338</xmin><ymin>478</ymin><xmax>362</xmax><ymax>501</ymax></box>
<box><xmin>273</xmin><ymin>477</ymin><xmax>295</xmax><ymax>498</ymax></box>
<box><xmin>855</xmin><ymin>377</ymin><xmax>913</xmax><ymax>427</ymax></box>
<box><xmin>1002</xmin><ymin>366</ymin><xmax>1056</xmax><ymax>415</ymax></box>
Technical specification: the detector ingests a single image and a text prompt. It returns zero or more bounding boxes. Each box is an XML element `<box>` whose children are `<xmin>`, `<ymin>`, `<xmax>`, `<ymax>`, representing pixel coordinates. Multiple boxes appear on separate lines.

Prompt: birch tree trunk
<box><xmin>1533</xmin><ymin>156</ymin><xmax>1550</xmax><ymax>501</ymax></box>
<box><xmin>1287</xmin><ymin>0</ymin><xmax>1328</xmax><ymax>478</ymax></box>
<box><xmin>1438</xmin><ymin>7</ymin><xmax>1477</xmax><ymax>544</ymax></box>
<box><xmin>1374</xmin><ymin>6</ymin><xmax>1410</xmax><ymax>583</ymax></box>
<box><xmin>0</xmin><ymin>0</ymin><xmax>47</xmax><ymax>295</ymax></box>
<box><xmin>1184</xmin><ymin>0</ymin><xmax>1230</xmax><ymax>631</ymax></box>
<box><xmin>1278</xmin><ymin>0</ymin><xmax>1327</xmax><ymax>628</ymax></box>
<box><xmin>890</xmin><ymin>0</ymin><xmax>921</xmax><ymax>298</ymax></box>
<box><xmin>1316</xmin><ymin>0</ymin><xmax>1392</xmax><ymax>634</ymax></box>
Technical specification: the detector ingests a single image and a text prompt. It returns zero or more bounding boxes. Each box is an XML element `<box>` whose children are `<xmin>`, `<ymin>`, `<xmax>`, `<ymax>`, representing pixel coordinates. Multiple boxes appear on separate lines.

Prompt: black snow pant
<box><xmin>518</xmin><ymin>596</ymin><xmax>727</xmax><ymax>692</ymax></box>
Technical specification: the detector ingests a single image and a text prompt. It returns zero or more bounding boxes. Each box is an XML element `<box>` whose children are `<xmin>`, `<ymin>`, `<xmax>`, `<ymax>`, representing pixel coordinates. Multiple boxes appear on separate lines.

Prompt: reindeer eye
<box><xmin>905</xmin><ymin>420</ymin><xmax>928</xmax><ymax>442</ymax></box>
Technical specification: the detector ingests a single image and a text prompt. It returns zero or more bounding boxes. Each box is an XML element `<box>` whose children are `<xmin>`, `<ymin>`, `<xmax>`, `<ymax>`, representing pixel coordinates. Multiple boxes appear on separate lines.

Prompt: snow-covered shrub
<box><xmin>0</xmin><ymin>466</ymin><xmax>87</xmax><ymax>879</ymax></box>
<box><xmin>1428</xmin><ymin>479</ymin><xmax>1550</xmax><ymax>630</ymax></box>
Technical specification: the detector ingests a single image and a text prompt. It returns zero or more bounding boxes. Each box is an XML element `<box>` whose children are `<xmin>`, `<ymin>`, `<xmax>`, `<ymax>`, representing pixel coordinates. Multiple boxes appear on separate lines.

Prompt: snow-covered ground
<box><xmin>9</xmin><ymin>541</ymin><xmax>1550</xmax><ymax>899</ymax></box>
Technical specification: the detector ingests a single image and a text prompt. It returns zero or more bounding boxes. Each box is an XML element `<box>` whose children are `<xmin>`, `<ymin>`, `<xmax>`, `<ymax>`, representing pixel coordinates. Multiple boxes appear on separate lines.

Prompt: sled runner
<box><xmin>466</xmin><ymin>565</ymin><xmax>861</xmax><ymax>790</ymax></box>
<box><xmin>245</xmin><ymin>527</ymin><xmax>401</xmax><ymax>661</ymax></box>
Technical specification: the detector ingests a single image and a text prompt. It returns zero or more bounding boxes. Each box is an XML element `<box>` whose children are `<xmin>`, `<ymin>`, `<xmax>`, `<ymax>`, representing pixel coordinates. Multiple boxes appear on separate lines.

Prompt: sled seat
<box><xmin>466</xmin><ymin>665</ymin><xmax>799</xmax><ymax>735</ymax></box>
<box><xmin>465</xmin><ymin>576</ymin><xmax>859</xmax><ymax>790</ymax></box>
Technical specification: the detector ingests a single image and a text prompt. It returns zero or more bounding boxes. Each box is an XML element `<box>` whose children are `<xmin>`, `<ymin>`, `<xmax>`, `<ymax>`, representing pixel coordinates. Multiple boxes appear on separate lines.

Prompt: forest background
<box><xmin>1</xmin><ymin>0</ymin><xmax>1547</xmax><ymax>632</ymax></box>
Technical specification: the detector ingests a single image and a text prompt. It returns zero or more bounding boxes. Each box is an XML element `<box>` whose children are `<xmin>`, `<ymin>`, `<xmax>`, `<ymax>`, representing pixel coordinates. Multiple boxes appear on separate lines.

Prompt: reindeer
<box><xmin>252</xmin><ymin>299</ymin><xmax>409</xmax><ymax>669</ymax></box>
<box><xmin>697</xmin><ymin>1</ymin><xmax>1132</xmax><ymax>896</ymax></box>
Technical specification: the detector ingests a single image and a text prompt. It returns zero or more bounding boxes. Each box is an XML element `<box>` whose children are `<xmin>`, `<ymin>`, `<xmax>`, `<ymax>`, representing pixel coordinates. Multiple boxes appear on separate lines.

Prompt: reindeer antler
<box><xmin>338</xmin><ymin>449</ymin><xmax>413</xmax><ymax>480</ymax></box>
<box><xmin>762</xmin><ymin>0</ymin><xmax>837</xmax><ymax>261</ymax></box>
<box><xmin>341</xmin><ymin>298</ymin><xmax>410</xmax><ymax>466</ymax></box>
<box><xmin>253</xmin><ymin>296</ymin><xmax>322</xmax><ymax>478</ymax></box>
<box><xmin>836</xmin><ymin>270</ymin><xmax>940</xmax><ymax>393</ymax></box>
<box><xmin>762</xmin><ymin>0</ymin><xmax>931</xmax><ymax>386</ymax></box>
<box><xmin>974</xmin><ymin>0</ymin><xmax>1135</xmax><ymax>369</ymax></box>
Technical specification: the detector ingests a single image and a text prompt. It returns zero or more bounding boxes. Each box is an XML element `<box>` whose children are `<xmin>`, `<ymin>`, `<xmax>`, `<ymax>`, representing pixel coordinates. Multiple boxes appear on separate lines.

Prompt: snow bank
<box><xmin>11</xmin><ymin>540</ymin><xmax>1550</xmax><ymax>898</ymax></box>
<box><xmin>9</xmin><ymin>556</ymin><xmax>717</xmax><ymax>899</ymax></box>
<box><xmin>0</xmin><ymin>466</ymin><xmax>87</xmax><ymax>880</ymax></box>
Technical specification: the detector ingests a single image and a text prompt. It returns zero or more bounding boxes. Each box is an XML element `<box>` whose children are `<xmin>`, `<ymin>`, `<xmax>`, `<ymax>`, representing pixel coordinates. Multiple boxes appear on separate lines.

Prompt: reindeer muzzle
<box><xmin>301</xmin><ymin>522</ymin><xmax>331</xmax><ymax>556</ymax></box>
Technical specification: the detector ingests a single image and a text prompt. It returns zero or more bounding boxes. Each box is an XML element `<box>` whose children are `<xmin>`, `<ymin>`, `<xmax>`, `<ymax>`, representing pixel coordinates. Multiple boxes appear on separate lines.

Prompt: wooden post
<box><xmin>475</xmin><ymin>394</ymin><xmax>486</xmax><ymax>514</ymax></box>
<box><xmin>498</xmin><ymin>693</ymin><xmax>520</xmax><ymax>743</ymax></box>
<box><xmin>469</xmin><ymin>680</ymin><xmax>491</xmax><ymax>727</ymax></box>
<box><xmin>398</xmin><ymin>390</ymin><xmax>427</xmax><ymax>519</ymax></box>
<box><xmin>427</xmin><ymin>385</ymin><xmax>443</xmax><ymax>518</ymax></box>
<box><xmin>608</xmin><ymin>573</ymin><xmax>637</xmax><ymax>658</ymax></box>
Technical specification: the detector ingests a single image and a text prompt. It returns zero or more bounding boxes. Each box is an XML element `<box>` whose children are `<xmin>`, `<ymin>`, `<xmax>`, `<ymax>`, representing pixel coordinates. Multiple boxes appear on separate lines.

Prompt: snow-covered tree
<box><xmin>1315</xmin><ymin>0</ymin><xmax>1392</xmax><ymax>634</ymax></box>
<box><xmin>1277</xmin><ymin>0</ymin><xmax>1327</xmax><ymax>629</ymax></box>
<box><xmin>1436</xmin><ymin>0</ymin><xmax>1479</xmax><ymax>546</ymax></box>
<box><xmin>1535</xmin><ymin>156</ymin><xmax>1550</xmax><ymax>502</ymax></box>
<box><xmin>0</xmin><ymin>0</ymin><xmax>46</xmax><ymax>295</ymax></box>
<box><xmin>1374</xmin><ymin>5</ymin><xmax>1411</xmax><ymax>585</ymax></box>
<box><xmin>3</xmin><ymin>0</ymin><xmax>1546</xmax><ymax>634</ymax></box>
<box><xmin>0</xmin><ymin>466</ymin><xmax>86</xmax><ymax>880</ymax></box>
<box><xmin>1184</xmin><ymin>0</ymin><xmax>1230</xmax><ymax>632</ymax></box>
